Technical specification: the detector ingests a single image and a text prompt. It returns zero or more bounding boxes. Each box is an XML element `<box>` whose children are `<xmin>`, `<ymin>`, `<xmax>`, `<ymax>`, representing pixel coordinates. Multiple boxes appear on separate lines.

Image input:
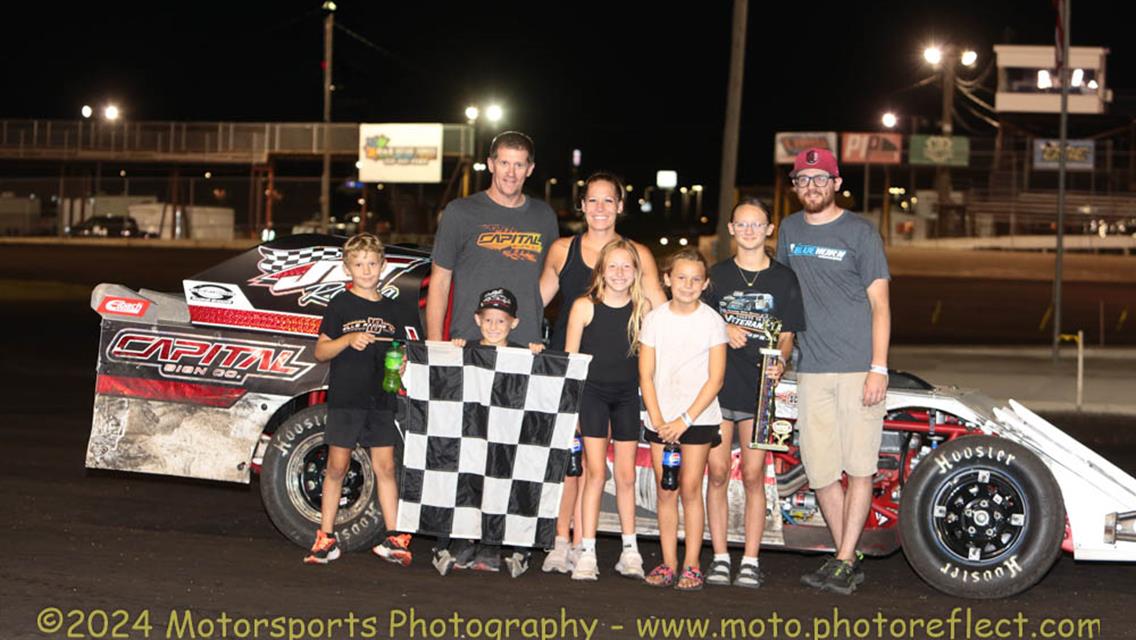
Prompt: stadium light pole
<box><xmin>319</xmin><ymin>1</ymin><xmax>336</xmax><ymax>235</ymax></box>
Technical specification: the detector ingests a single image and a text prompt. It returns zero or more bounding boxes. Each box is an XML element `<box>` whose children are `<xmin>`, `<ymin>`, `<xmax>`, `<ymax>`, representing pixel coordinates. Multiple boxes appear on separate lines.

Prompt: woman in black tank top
<box><xmin>540</xmin><ymin>173</ymin><xmax>667</xmax><ymax>351</ymax></box>
<box><xmin>561</xmin><ymin>239</ymin><xmax>652</xmax><ymax>580</ymax></box>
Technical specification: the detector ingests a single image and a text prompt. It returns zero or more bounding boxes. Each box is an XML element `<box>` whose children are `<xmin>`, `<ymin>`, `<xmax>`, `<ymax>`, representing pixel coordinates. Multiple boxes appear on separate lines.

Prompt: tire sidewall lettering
<box><xmin>271</xmin><ymin>412</ymin><xmax>325</xmax><ymax>458</ymax></box>
<box><xmin>937</xmin><ymin>445</ymin><xmax>1016</xmax><ymax>475</ymax></box>
<box><xmin>938</xmin><ymin>555</ymin><xmax>1023</xmax><ymax>583</ymax></box>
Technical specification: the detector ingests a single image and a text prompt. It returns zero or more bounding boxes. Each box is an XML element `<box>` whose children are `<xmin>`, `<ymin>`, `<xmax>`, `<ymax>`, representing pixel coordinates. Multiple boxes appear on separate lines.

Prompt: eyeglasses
<box><xmin>730</xmin><ymin>221</ymin><xmax>768</xmax><ymax>231</ymax></box>
<box><xmin>791</xmin><ymin>174</ymin><xmax>835</xmax><ymax>188</ymax></box>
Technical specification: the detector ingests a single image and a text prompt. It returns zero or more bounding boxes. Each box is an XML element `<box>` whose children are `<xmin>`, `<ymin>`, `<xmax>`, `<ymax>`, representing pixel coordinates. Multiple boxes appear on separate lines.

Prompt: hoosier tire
<box><xmin>259</xmin><ymin>405</ymin><xmax>385</xmax><ymax>553</ymax></box>
<box><xmin>899</xmin><ymin>435</ymin><xmax>1064</xmax><ymax>599</ymax></box>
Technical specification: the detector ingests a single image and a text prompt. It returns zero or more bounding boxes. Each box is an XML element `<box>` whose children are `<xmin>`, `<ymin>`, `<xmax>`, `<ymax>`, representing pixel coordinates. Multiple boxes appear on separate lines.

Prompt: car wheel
<box><xmin>899</xmin><ymin>435</ymin><xmax>1064</xmax><ymax>598</ymax></box>
<box><xmin>259</xmin><ymin>405</ymin><xmax>385</xmax><ymax>552</ymax></box>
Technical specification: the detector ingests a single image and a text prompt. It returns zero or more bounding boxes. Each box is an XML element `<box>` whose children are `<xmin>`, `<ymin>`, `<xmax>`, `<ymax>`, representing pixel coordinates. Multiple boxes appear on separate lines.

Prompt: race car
<box><xmin>86</xmin><ymin>234</ymin><xmax>1136</xmax><ymax>599</ymax></box>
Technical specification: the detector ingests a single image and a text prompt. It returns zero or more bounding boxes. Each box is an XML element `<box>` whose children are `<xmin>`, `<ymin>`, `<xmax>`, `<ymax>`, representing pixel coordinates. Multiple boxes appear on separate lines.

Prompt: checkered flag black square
<box><xmin>397</xmin><ymin>341</ymin><xmax>591</xmax><ymax>548</ymax></box>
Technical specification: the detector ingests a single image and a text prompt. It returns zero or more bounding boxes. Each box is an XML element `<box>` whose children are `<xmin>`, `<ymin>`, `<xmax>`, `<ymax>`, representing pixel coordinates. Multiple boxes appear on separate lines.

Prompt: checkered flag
<box><xmin>396</xmin><ymin>342</ymin><xmax>591</xmax><ymax>548</ymax></box>
<box><xmin>256</xmin><ymin>246</ymin><xmax>342</xmax><ymax>274</ymax></box>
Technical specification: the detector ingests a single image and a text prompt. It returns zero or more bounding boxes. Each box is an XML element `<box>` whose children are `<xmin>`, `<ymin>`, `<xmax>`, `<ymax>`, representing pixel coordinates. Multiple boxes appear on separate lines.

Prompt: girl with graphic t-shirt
<box><xmin>562</xmin><ymin>239</ymin><xmax>653</xmax><ymax>582</ymax></box>
<box><xmin>639</xmin><ymin>248</ymin><xmax>729</xmax><ymax>591</ymax></box>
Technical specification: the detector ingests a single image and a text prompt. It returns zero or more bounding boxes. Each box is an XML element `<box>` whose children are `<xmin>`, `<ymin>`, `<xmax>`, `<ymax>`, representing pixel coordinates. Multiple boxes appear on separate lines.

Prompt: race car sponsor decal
<box><xmin>106</xmin><ymin>328</ymin><xmax>317</xmax><ymax>386</ymax></box>
<box><xmin>248</xmin><ymin>245</ymin><xmax>428</xmax><ymax>307</ymax></box>
<box><xmin>183</xmin><ymin>281</ymin><xmax>254</xmax><ymax>309</ymax></box>
<box><xmin>475</xmin><ymin>225</ymin><xmax>544</xmax><ymax>262</ymax></box>
<box><xmin>97</xmin><ymin>296</ymin><xmax>151</xmax><ymax>318</ymax></box>
<box><xmin>774</xmin><ymin>386</ymin><xmax>798</xmax><ymax>420</ymax></box>
<box><xmin>188</xmin><ymin>283</ymin><xmax>237</xmax><ymax>303</ymax></box>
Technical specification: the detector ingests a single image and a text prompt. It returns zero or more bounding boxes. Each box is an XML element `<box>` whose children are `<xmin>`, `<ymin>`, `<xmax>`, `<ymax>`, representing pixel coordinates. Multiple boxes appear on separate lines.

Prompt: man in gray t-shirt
<box><xmin>775</xmin><ymin>147</ymin><xmax>891</xmax><ymax>595</ymax></box>
<box><xmin>425</xmin><ymin>131</ymin><xmax>558</xmax><ymax>345</ymax></box>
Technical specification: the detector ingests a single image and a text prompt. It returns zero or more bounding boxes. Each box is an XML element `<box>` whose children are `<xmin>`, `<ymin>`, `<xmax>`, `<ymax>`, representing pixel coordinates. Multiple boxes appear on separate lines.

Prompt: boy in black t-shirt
<box><xmin>432</xmin><ymin>288</ymin><xmax>544</xmax><ymax>578</ymax></box>
<box><xmin>702</xmin><ymin>198</ymin><xmax>805</xmax><ymax>588</ymax></box>
<box><xmin>304</xmin><ymin>233</ymin><xmax>413</xmax><ymax>566</ymax></box>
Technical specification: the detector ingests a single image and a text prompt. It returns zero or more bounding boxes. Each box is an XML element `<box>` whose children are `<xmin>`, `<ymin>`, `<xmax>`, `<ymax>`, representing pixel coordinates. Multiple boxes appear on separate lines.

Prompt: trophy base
<box><xmin>749</xmin><ymin>442</ymin><xmax>789</xmax><ymax>452</ymax></box>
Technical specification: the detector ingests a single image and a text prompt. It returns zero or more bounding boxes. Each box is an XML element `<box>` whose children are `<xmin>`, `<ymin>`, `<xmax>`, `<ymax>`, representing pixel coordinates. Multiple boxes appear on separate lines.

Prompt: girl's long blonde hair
<box><xmin>583</xmin><ymin>239</ymin><xmax>649</xmax><ymax>356</ymax></box>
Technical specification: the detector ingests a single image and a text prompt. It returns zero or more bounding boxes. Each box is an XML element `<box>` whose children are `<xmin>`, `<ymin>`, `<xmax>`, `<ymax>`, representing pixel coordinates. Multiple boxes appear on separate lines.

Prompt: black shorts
<box><xmin>325</xmin><ymin>408</ymin><xmax>399</xmax><ymax>448</ymax></box>
<box><xmin>644</xmin><ymin>424</ymin><xmax>722</xmax><ymax>447</ymax></box>
<box><xmin>579</xmin><ymin>380</ymin><xmax>642</xmax><ymax>442</ymax></box>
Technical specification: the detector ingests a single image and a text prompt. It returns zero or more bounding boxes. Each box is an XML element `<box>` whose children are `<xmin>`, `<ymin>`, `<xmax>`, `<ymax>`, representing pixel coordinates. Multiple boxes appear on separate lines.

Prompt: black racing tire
<box><xmin>899</xmin><ymin>435</ymin><xmax>1064</xmax><ymax>599</ymax></box>
<box><xmin>259</xmin><ymin>405</ymin><xmax>385</xmax><ymax>553</ymax></box>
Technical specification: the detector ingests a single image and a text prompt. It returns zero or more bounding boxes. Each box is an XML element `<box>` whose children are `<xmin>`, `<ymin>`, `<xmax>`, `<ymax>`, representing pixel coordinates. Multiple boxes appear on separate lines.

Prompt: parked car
<box><xmin>86</xmin><ymin>234</ymin><xmax>1136</xmax><ymax>599</ymax></box>
<box><xmin>66</xmin><ymin>215</ymin><xmax>154</xmax><ymax>238</ymax></box>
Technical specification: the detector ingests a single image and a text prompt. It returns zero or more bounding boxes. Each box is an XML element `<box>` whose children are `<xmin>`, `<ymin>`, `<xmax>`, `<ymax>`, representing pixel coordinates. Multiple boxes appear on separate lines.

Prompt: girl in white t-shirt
<box><xmin>639</xmin><ymin>248</ymin><xmax>728</xmax><ymax>591</ymax></box>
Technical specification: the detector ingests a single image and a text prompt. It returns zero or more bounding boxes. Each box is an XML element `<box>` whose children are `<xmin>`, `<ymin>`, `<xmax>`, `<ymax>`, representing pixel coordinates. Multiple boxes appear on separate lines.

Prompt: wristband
<box><xmin>680</xmin><ymin>412</ymin><xmax>693</xmax><ymax>427</ymax></box>
<box><xmin>869</xmin><ymin>365</ymin><xmax>889</xmax><ymax>376</ymax></box>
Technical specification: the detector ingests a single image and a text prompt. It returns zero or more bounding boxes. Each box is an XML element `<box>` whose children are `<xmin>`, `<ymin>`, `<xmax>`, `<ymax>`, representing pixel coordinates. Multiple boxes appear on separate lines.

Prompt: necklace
<box><xmin>734</xmin><ymin>259</ymin><xmax>763</xmax><ymax>288</ymax></box>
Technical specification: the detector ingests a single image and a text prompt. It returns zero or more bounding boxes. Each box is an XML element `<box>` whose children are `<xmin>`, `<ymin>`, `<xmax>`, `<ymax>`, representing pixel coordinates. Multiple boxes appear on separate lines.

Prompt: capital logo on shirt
<box><xmin>788</xmin><ymin>243</ymin><xmax>847</xmax><ymax>262</ymax></box>
<box><xmin>476</xmin><ymin>225</ymin><xmax>543</xmax><ymax>262</ymax></box>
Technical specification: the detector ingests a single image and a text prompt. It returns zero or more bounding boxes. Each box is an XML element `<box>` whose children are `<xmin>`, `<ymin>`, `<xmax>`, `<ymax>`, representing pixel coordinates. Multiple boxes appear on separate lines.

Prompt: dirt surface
<box><xmin>2</xmin><ymin>302</ymin><xmax>1136</xmax><ymax>640</ymax></box>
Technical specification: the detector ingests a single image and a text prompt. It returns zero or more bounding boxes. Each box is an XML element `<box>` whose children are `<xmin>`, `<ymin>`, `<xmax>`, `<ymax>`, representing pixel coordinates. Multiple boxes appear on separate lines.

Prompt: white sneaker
<box><xmin>542</xmin><ymin>540</ymin><xmax>571</xmax><ymax>574</ymax></box>
<box><xmin>571</xmin><ymin>550</ymin><xmax>599</xmax><ymax>581</ymax></box>
<box><xmin>567</xmin><ymin>544</ymin><xmax>582</xmax><ymax>570</ymax></box>
<box><xmin>614</xmin><ymin>548</ymin><xmax>645</xmax><ymax>580</ymax></box>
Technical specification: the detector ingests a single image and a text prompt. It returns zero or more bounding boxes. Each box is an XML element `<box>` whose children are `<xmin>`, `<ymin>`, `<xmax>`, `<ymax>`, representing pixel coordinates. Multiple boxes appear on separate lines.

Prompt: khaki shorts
<box><xmin>797</xmin><ymin>372</ymin><xmax>886</xmax><ymax>488</ymax></box>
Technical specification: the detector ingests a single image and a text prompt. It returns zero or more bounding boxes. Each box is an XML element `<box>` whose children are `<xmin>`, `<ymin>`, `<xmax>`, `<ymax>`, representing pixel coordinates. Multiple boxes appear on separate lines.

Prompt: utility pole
<box><xmin>1052</xmin><ymin>0</ymin><xmax>1071</xmax><ymax>361</ymax></box>
<box><xmin>320</xmin><ymin>2</ymin><xmax>336</xmax><ymax>234</ymax></box>
<box><xmin>715</xmin><ymin>0</ymin><xmax>747</xmax><ymax>261</ymax></box>
<box><xmin>934</xmin><ymin>46</ymin><xmax>957</xmax><ymax>237</ymax></box>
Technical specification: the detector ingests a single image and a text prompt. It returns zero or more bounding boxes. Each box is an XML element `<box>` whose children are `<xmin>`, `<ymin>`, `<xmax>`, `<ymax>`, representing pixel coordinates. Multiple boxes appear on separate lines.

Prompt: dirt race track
<box><xmin>2</xmin><ymin>300</ymin><xmax>1136</xmax><ymax>640</ymax></box>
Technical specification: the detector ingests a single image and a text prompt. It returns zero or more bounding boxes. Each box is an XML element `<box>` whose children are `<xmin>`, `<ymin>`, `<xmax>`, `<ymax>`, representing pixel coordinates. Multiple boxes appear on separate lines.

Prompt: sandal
<box><xmin>675</xmin><ymin>565</ymin><xmax>705</xmax><ymax>591</ymax></box>
<box><xmin>734</xmin><ymin>562</ymin><xmax>763</xmax><ymax>589</ymax></box>
<box><xmin>644</xmin><ymin>564</ymin><xmax>677</xmax><ymax>588</ymax></box>
<box><xmin>705</xmin><ymin>559</ymin><xmax>731</xmax><ymax>586</ymax></box>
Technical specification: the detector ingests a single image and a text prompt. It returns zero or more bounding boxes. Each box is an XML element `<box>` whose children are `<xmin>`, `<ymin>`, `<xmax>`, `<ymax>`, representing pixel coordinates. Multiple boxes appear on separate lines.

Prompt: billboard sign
<box><xmin>358</xmin><ymin>123</ymin><xmax>443</xmax><ymax>183</ymax></box>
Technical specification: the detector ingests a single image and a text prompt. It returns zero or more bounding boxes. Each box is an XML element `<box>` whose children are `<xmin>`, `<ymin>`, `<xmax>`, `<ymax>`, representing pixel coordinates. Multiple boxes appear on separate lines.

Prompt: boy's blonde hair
<box><xmin>584</xmin><ymin>239</ymin><xmax>648</xmax><ymax>356</ymax></box>
<box><xmin>342</xmin><ymin>232</ymin><xmax>385</xmax><ymax>261</ymax></box>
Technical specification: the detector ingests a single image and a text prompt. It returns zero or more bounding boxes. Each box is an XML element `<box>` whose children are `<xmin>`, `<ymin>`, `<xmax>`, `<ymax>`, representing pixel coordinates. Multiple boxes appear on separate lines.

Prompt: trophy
<box><xmin>749</xmin><ymin>317</ymin><xmax>790</xmax><ymax>452</ymax></box>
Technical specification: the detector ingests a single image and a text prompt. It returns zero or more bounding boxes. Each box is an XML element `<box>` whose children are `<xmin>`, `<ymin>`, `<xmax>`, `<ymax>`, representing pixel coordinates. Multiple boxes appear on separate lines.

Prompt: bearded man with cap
<box><xmin>774</xmin><ymin>148</ymin><xmax>891</xmax><ymax>595</ymax></box>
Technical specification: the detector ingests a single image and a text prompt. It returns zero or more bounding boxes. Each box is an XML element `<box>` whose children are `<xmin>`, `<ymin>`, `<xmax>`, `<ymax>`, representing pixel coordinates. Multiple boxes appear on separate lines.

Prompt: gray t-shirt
<box><xmin>432</xmin><ymin>191</ymin><xmax>559</xmax><ymax>344</ymax></box>
<box><xmin>775</xmin><ymin>210</ymin><xmax>890</xmax><ymax>373</ymax></box>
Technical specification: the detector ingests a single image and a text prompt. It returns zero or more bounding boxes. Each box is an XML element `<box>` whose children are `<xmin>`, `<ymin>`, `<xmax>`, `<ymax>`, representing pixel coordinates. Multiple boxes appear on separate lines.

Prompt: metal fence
<box><xmin>0</xmin><ymin>119</ymin><xmax>474</xmax><ymax>164</ymax></box>
<box><xmin>0</xmin><ymin>175</ymin><xmax>444</xmax><ymax>239</ymax></box>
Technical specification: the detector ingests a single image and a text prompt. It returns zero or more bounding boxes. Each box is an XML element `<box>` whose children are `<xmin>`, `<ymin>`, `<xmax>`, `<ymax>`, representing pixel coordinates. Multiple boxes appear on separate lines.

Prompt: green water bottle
<box><xmin>382</xmin><ymin>340</ymin><xmax>403</xmax><ymax>393</ymax></box>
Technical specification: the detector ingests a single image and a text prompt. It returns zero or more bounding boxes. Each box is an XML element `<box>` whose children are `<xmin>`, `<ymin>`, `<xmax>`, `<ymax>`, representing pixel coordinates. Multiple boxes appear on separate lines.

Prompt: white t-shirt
<box><xmin>639</xmin><ymin>301</ymin><xmax>729</xmax><ymax>429</ymax></box>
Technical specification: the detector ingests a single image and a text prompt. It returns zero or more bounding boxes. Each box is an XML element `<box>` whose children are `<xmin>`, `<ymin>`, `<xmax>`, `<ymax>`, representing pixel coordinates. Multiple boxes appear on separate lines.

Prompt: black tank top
<box><xmin>550</xmin><ymin>234</ymin><xmax>595</xmax><ymax>350</ymax></box>
<box><xmin>579</xmin><ymin>301</ymin><xmax>637</xmax><ymax>383</ymax></box>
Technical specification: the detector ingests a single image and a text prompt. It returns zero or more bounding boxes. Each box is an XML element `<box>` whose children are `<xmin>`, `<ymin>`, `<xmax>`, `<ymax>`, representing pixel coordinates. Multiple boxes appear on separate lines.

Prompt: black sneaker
<box><xmin>850</xmin><ymin>551</ymin><xmax>866</xmax><ymax>586</ymax></box>
<box><xmin>800</xmin><ymin>557</ymin><xmax>843</xmax><ymax>589</ymax></box>
<box><xmin>451</xmin><ymin>540</ymin><xmax>477</xmax><ymax>570</ymax></box>
<box><xmin>470</xmin><ymin>544</ymin><xmax>500</xmax><ymax>572</ymax></box>
<box><xmin>819</xmin><ymin>560</ymin><xmax>858</xmax><ymax>595</ymax></box>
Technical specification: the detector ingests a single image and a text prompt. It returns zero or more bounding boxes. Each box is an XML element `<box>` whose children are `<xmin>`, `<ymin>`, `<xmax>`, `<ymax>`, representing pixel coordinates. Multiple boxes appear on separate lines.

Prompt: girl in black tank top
<box><xmin>561</xmin><ymin>238</ymin><xmax>653</xmax><ymax>580</ymax></box>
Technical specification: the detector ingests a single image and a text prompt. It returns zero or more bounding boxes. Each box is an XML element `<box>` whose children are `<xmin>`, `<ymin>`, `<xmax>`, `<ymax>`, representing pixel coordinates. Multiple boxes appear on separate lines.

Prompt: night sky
<box><xmin>4</xmin><ymin>1</ymin><xmax>1132</xmax><ymax>200</ymax></box>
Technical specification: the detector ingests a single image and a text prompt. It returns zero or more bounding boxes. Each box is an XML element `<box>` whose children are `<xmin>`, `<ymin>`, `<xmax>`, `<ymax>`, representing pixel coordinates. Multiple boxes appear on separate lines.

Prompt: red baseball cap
<box><xmin>790</xmin><ymin>147</ymin><xmax>840</xmax><ymax>177</ymax></box>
